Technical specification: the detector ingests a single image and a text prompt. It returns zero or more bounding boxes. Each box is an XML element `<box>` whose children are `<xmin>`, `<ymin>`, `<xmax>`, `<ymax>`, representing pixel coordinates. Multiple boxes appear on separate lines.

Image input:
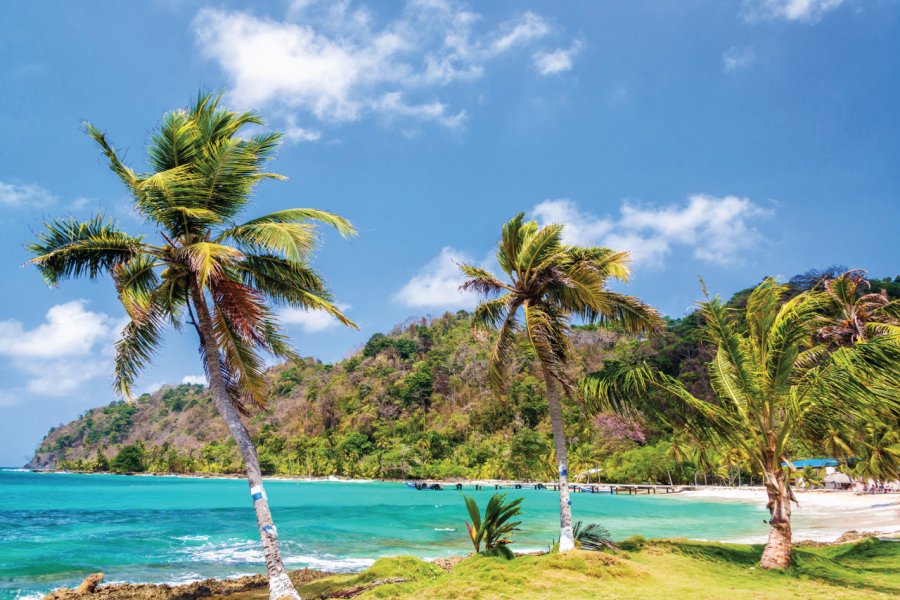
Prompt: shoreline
<box><xmin>41</xmin><ymin>532</ymin><xmax>900</xmax><ymax>600</ymax></box>
<box><xmin>11</xmin><ymin>470</ymin><xmax>900</xmax><ymax>598</ymax></box>
<box><xmin>19</xmin><ymin>469</ymin><xmax>900</xmax><ymax>542</ymax></box>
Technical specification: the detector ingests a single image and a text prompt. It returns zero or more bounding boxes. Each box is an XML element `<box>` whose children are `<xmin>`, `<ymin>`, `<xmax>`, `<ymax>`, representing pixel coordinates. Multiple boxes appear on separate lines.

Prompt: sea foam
<box><xmin>183</xmin><ymin>539</ymin><xmax>374</xmax><ymax>572</ymax></box>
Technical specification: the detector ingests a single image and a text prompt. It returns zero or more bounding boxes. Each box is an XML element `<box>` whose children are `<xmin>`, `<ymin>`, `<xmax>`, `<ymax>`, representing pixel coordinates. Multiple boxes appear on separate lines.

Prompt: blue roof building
<box><xmin>781</xmin><ymin>458</ymin><xmax>840</xmax><ymax>468</ymax></box>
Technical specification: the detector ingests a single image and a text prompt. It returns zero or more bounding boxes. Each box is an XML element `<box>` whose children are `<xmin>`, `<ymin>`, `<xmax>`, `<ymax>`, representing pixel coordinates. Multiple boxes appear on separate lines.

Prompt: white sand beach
<box><xmin>668</xmin><ymin>487</ymin><xmax>900</xmax><ymax>542</ymax></box>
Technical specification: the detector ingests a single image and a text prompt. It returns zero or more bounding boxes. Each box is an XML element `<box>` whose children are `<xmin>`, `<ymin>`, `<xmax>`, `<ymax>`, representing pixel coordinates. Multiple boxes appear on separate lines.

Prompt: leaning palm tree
<box><xmin>459</xmin><ymin>214</ymin><xmax>662</xmax><ymax>551</ymax></box>
<box><xmin>29</xmin><ymin>93</ymin><xmax>356</xmax><ymax>600</ymax></box>
<box><xmin>581</xmin><ymin>279</ymin><xmax>900</xmax><ymax>569</ymax></box>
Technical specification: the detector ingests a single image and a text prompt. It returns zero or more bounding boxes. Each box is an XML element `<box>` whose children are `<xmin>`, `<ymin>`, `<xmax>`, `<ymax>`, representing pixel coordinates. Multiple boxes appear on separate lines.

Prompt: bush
<box><xmin>401</xmin><ymin>363</ymin><xmax>433</xmax><ymax>408</ymax></box>
<box><xmin>111</xmin><ymin>445</ymin><xmax>146</xmax><ymax>473</ymax></box>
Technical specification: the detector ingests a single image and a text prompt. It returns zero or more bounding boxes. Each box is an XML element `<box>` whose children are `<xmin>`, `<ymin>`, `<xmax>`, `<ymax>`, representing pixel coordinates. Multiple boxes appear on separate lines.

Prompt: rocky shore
<box><xmin>43</xmin><ymin>569</ymin><xmax>329</xmax><ymax>600</ymax></box>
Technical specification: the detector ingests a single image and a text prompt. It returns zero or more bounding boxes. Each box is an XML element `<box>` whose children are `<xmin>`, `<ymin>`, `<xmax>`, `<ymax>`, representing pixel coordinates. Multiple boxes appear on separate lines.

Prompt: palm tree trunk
<box><xmin>540</xmin><ymin>364</ymin><xmax>575</xmax><ymax>552</ymax></box>
<box><xmin>760</xmin><ymin>464</ymin><xmax>792</xmax><ymax>569</ymax></box>
<box><xmin>191</xmin><ymin>282</ymin><xmax>300</xmax><ymax>600</ymax></box>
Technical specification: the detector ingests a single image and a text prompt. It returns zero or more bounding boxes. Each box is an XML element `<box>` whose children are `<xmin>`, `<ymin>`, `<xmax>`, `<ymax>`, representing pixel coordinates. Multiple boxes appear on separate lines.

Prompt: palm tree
<box><xmin>569</xmin><ymin>444</ymin><xmax>603</xmax><ymax>484</ymax></box>
<box><xmin>816</xmin><ymin>270</ymin><xmax>899</xmax><ymax>346</ymax></box>
<box><xmin>853</xmin><ymin>420</ymin><xmax>900</xmax><ymax>484</ymax></box>
<box><xmin>459</xmin><ymin>214</ymin><xmax>662</xmax><ymax>551</ymax></box>
<box><xmin>581</xmin><ymin>278</ymin><xmax>899</xmax><ymax>569</ymax></box>
<box><xmin>29</xmin><ymin>93</ymin><xmax>356</xmax><ymax>600</ymax></box>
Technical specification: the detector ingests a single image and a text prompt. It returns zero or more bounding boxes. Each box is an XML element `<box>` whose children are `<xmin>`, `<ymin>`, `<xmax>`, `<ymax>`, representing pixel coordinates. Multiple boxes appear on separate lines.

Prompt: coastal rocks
<box><xmin>431</xmin><ymin>555</ymin><xmax>467</xmax><ymax>572</ymax></box>
<box><xmin>75</xmin><ymin>574</ymin><xmax>104</xmax><ymax>593</ymax></box>
<box><xmin>43</xmin><ymin>570</ymin><xmax>330</xmax><ymax>600</ymax></box>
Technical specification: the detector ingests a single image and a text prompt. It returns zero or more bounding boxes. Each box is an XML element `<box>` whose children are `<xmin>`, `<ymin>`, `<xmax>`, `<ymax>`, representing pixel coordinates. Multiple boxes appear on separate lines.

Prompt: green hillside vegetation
<box><xmin>31</xmin><ymin>269</ymin><xmax>899</xmax><ymax>486</ymax></box>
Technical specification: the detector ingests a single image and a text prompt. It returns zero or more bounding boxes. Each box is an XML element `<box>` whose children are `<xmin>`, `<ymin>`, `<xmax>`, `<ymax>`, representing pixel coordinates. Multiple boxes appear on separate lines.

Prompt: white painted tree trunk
<box><xmin>541</xmin><ymin>364</ymin><xmax>575</xmax><ymax>552</ymax></box>
<box><xmin>191</xmin><ymin>283</ymin><xmax>301</xmax><ymax>600</ymax></box>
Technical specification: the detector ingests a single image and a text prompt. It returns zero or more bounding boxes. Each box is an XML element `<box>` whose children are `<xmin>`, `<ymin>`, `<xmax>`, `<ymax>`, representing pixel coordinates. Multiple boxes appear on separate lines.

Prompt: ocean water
<box><xmin>0</xmin><ymin>469</ymin><xmax>771</xmax><ymax>599</ymax></box>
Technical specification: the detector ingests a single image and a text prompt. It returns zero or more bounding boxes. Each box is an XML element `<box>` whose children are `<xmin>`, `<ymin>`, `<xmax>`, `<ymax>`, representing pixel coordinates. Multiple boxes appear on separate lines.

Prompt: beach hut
<box><xmin>824</xmin><ymin>472</ymin><xmax>852</xmax><ymax>490</ymax></box>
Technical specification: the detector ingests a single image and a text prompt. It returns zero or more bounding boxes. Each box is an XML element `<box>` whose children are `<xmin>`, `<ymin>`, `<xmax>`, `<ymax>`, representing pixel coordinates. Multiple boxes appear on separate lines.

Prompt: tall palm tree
<box><xmin>816</xmin><ymin>270</ymin><xmax>900</xmax><ymax>346</ymax></box>
<box><xmin>28</xmin><ymin>93</ymin><xmax>356</xmax><ymax>600</ymax></box>
<box><xmin>459</xmin><ymin>214</ymin><xmax>662</xmax><ymax>551</ymax></box>
<box><xmin>581</xmin><ymin>279</ymin><xmax>900</xmax><ymax>568</ymax></box>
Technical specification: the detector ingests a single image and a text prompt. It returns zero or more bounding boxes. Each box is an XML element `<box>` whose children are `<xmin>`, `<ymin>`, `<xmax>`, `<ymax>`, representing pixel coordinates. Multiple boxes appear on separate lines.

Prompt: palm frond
<box><xmin>148</xmin><ymin>108</ymin><xmax>201</xmax><ymax>172</ymax></box>
<box><xmin>224</xmin><ymin>221</ymin><xmax>317</xmax><ymax>262</ymax></box>
<box><xmin>113</xmin><ymin>255</ymin><xmax>161</xmax><ymax>315</ymax></box>
<box><xmin>114</xmin><ymin>294</ymin><xmax>169</xmax><ymax>399</ymax></box>
<box><xmin>566</xmin><ymin>245</ymin><xmax>632</xmax><ymax>283</ymax></box>
<box><xmin>212</xmin><ymin>305</ymin><xmax>269</xmax><ymax>410</ymax></box>
<box><xmin>523</xmin><ymin>302</ymin><xmax>572</xmax><ymax>392</ymax></box>
<box><xmin>83</xmin><ymin>122</ymin><xmax>140</xmax><ymax>190</ymax></box>
<box><xmin>179</xmin><ymin>242</ymin><xmax>243</xmax><ymax>289</ymax></box>
<box><xmin>572</xmin><ymin>520</ymin><xmax>617</xmax><ymax>551</ymax></box>
<box><xmin>517</xmin><ymin>223</ymin><xmax>563</xmax><ymax>278</ymax></box>
<box><xmin>577</xmin><ymin>290</ymin><xmax>664</xmax><ymax>335</ymax></box>
<box><xmin>496</xmin><ymin>213</ymin><xmax>527</xmax><ymax>276</ymax></box>
<box><xmin>232</xmin><ymin>208</ymin><xmax>356</xmax><ymax>238</ymax></box>
<box><xmin>29</xmin><ymin>215</ymin><xmax>146</xmax><ymax>285</ymax></box>
<box><xmin>471</xmin><ymin>294</ymin><xmax>516</xmax><ymax>331</ymax></box>
<box><xmin>487</xmin><ymin>299</ymin><xmax>523</xmax><ymax>394</ymax></box>
<box><xmin>459</xmin><ymin>264</ymin><xmax>509</xmax><ymax>296</ymax></box>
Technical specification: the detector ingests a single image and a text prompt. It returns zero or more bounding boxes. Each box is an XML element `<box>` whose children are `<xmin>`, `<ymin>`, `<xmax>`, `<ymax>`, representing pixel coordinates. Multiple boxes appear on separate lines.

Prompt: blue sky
<box><xmin>0</xmin><ymin>0</ymin><xmax>898</xmax><ymax>465</ymax></box>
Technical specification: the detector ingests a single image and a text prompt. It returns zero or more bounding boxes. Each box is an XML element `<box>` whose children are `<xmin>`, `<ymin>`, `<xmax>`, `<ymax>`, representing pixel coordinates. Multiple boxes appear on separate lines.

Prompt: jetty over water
<box><xmin>405</xmin><ymin>481</ymin><xmax>680</xmax><ymax>494</ymax></box>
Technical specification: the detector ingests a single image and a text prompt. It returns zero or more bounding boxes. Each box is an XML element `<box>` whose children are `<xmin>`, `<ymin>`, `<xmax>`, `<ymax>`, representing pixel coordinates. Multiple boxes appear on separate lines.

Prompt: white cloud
<box><xmin>0</xmin><ymin>301</ymin><xmax>121</xmax><ymax>396</ymax></box>
<box><xmin>0</xmin><ymin>301</ymin><xmax>118</xmax><ymax>360</ymax></box>
<box><xmin>376</xmin><ymin>92</ymin><xmax>467</xmax><ymax>128</ymax></box>
<box><xmin>741</xmin><ymin>0</ymin><xmax>844</xmax><ymax>23</ymax></box>
<box><xmin>489</xmin><ymin>11</ymin><xmax>550</xmax><ymax>54</ymax></box>
<box><xmin>181</xmin><ymin>375</ymin><xmax>207</xmax><ymax>385</ymax></box>
<box><xmin>532</xmin><ymin>198</ymin><xmax>614</xmax><ymax>245</ymax></box>
<box><xmin>722</xmin><ymin>46</ymin><xmax>756</xmax><ymax>72</ymax></box>
<box><xmin>0</xmin><ymin>180</ymin><xmax>56</xmax><ymax>208</ymax></box>
<box><xmin>393</xmin><ymin>246</ymin><xmax>480</xmax><ymax>309</ymax></box>
<box><xmin>283</xmin><ymin>115</ymin><xmax>323</xmax><ymax>143</ymax></box>
<box><xmin>533</xmin><ymin>41</ymin><xmax>582</xmax><ymax>76</ymax></box>
<box><xmin>0</xmin><ymin>390</ymin><xmax>20</xmax><ymax>408</ymax></box>
<box><xmin>194</xmin><ymin>1</ymin><xmax>555</xmax><ymax>134</ymax></box>
<box><xmin>280</xmin><ymin>303</ymin><xmax>352</xmax><ymax>333</ymax></box>
<box><xmin>397</xmin><ymin>195</ymin><xmax>771</xmax><ymax>310</ymax></box>
<box><xmin>533</xmin><ymin>196</ymin><xmax>772</xmax><ymax>266</ymax></box>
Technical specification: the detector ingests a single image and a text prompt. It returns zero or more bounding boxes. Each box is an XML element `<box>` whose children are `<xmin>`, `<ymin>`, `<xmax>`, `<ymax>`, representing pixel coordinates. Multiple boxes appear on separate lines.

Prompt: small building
<box><xmin>824</xmin><ymin>472</ymin><xmax>852</xmax><ymax>490</ymax></box>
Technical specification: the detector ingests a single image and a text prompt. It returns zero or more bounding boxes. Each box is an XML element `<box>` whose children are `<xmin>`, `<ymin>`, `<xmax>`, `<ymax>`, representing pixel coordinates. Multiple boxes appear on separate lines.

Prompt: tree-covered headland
<box><xmin>32</xmin><ymin>268</ymin><xmax>900</xmax><ymax>494</ymax></box>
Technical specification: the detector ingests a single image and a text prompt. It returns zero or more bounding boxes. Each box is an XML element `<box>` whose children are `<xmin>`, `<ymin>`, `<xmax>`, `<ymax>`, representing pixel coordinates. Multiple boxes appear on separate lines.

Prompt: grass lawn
<box><xmin>226</xmin><ymin>537</ymin><xmax>900</xmax><ymax>599</ymax></box>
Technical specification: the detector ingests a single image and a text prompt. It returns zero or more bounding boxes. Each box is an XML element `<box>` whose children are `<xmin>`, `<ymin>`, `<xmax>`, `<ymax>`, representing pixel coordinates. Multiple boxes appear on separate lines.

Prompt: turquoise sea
<box><xmin>1</xmin><ymin>469</ymin><xmax>772</xmax><ymax>599</ymax></box>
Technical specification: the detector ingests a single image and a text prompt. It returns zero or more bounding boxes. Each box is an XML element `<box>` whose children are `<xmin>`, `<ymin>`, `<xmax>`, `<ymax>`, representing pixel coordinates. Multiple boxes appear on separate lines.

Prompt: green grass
<box><xmin>229</xmin><ymin>538</ymin><xmax>900</xmax><ymax>599</ymax></box>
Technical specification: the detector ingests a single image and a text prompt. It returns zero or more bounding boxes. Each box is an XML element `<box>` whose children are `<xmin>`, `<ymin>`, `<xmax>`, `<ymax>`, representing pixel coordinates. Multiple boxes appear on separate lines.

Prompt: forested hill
<box><xmin>28</xmin><ymin>271</ymin><xmax>900</xmax><ymax>483</ymax></box>
<box><xmin>28</xmin><ymin>308</ymin><xmax>708</xmax><ymax>480</ymax></box>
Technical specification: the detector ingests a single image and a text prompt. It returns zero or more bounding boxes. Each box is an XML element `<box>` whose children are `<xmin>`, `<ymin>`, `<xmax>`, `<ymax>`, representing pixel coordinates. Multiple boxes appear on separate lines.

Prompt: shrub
<box><xmin>111</xmin><ymin>445</ymin><xmax>146</xmax><ymax>473</ymax></box>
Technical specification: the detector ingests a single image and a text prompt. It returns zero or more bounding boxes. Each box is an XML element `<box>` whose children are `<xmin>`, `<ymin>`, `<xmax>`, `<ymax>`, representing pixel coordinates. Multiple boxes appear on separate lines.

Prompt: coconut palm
<box><xmin>464</xmin><ymin>493</ymin><xmax>524</xmax><ymax>559</ymax></box>
<box><xmin>572</xmin><ymin>521</ymin><xmax>617</xmax><ymax>551</ymax></box>
<box><xmin>853</xmin><ymin>421</ymin><xmax>900</xmax><ymax>484</ymax></box>
<box><xmin>580</xmin><ymin>278</ymin><xmax>900</xmax><ymax>569</ymax></box>
<box><xmin>816</xmin><ymin>270</ymin><xmax>900</xmax><ymax>346</ymax></box>
<box><xmin>28</xmin><ymin>93</ymin><xmax>356</xmax><ymax>600</ymax></box>
<box><xmin>569</xmin><ymin>444</ymin><xmax>603</xmax><ymax>483</ymax></box>
<box><xmin>459</xmin><ymin>214</ymin><xmax>662</xmax><ymax>551</ymax></box>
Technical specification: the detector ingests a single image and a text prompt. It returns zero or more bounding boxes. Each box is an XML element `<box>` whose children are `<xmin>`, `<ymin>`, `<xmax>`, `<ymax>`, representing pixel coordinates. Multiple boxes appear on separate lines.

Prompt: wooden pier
<box><xmin>406</xmin><ymin>481</ymin><xmax>679</xmax><ymax>495</ymax></box>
